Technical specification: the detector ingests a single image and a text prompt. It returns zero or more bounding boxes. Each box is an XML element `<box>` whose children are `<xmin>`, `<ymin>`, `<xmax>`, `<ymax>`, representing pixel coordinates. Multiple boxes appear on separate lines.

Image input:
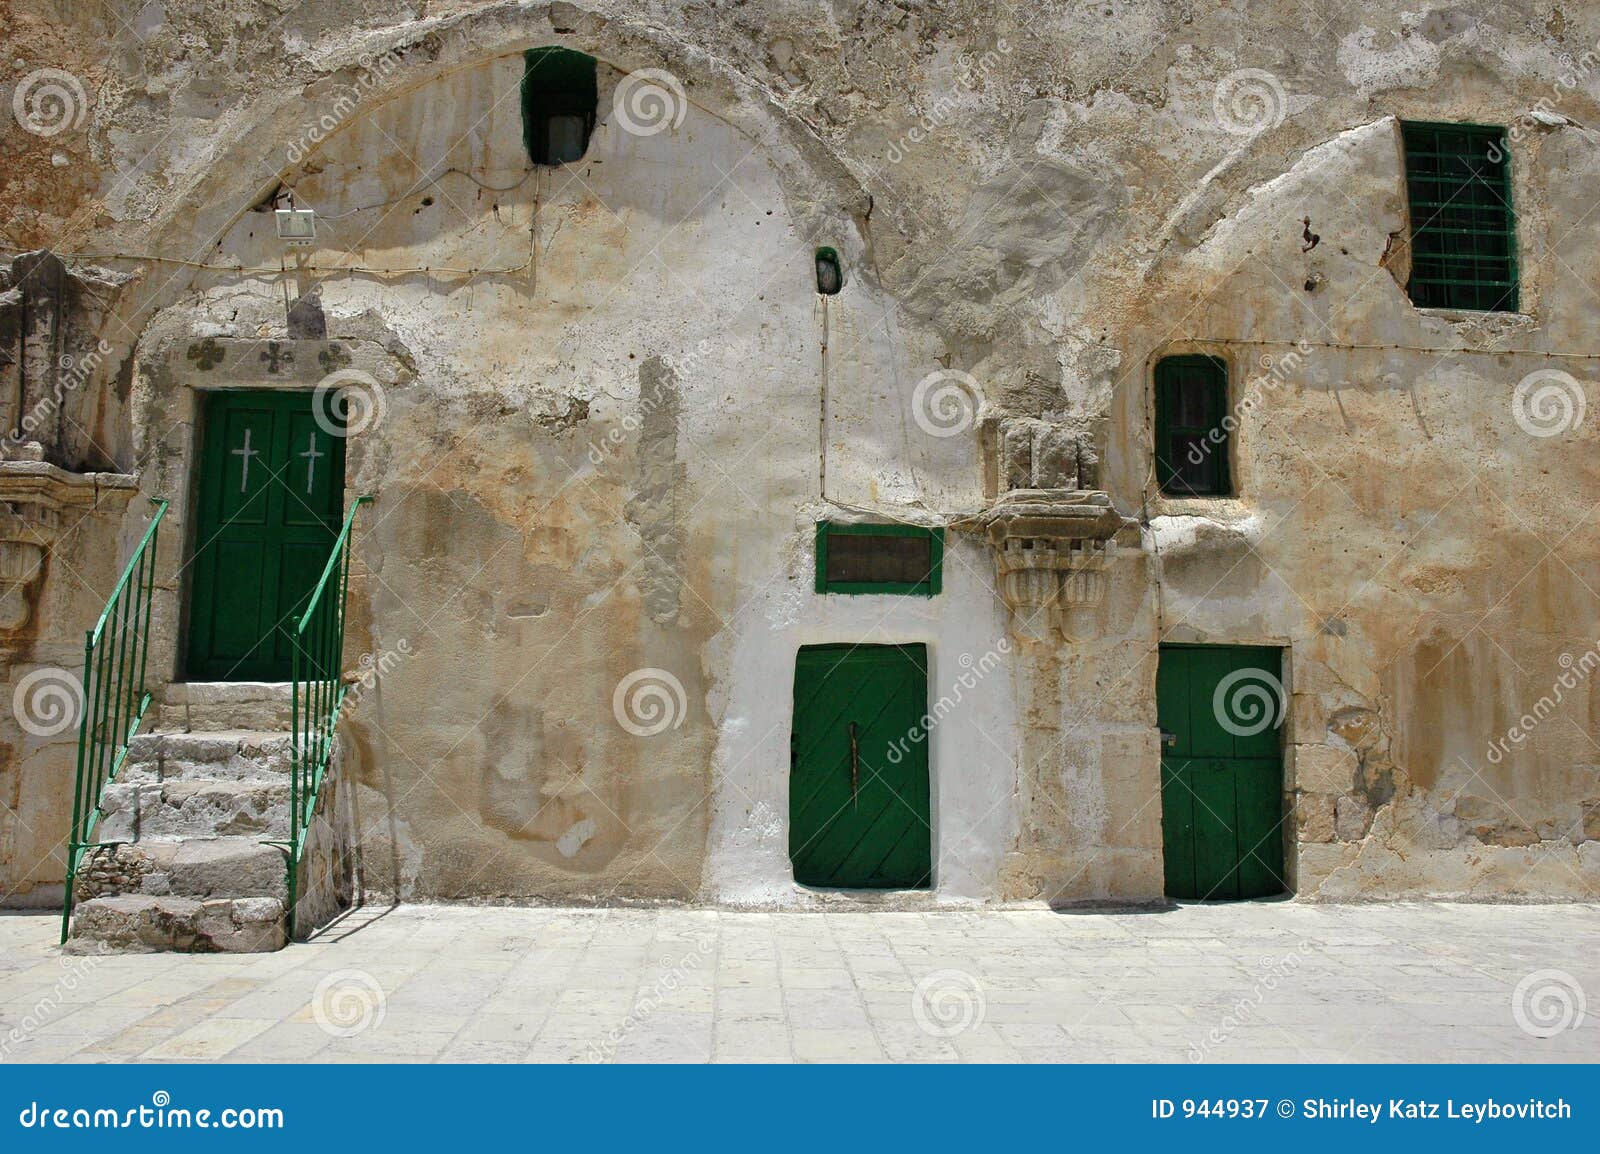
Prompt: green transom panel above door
<box><xmin>186</xmin><ymin>390</ymin><xmax>346</xmax><ymax>682</ymax></box>
<box><xmin>1157</xmin><ymin>644</ymin><xmax>1288</xmax><ymax>901</ymax></box>
<box><xmin>790</xmin><ymin>644</ymin><xmax>932</xmax><ymax>890</ymax></box>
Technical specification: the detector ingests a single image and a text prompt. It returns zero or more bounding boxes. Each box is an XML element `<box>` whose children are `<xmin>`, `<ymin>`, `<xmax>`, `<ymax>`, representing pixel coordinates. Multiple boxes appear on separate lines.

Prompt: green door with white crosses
<box><xmin>1158</xmin><ymin>645</ymin><xmax>1288</xmax><ymax>900</ymax></box>
<box><xmin>185</xmin><ymin>390</ymin><xmax>345</xmax><ymax>681</ymax></box>
<box><xmin>790</xmin><ymin>644</ymin><xmax>932</xmax><ymax>889</ymax></box>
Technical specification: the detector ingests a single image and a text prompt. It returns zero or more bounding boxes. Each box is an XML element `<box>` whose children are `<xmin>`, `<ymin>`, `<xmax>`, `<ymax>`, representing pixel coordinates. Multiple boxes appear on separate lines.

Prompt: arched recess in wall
<box><xmin>114</xmin><ymin>4</ymin><xmax>878</xmax><ymax>340</ymax></box>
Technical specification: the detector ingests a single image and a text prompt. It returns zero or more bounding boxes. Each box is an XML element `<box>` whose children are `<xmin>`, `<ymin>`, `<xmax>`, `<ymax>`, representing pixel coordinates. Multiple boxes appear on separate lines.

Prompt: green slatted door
<box><xmin>186</xmin><ymin>390</ymin><xmax>345</xmax><ymax>682</ymax></box>
<box><xmin>1158</xmin><ymin>645</ymin><xmax>1288</xmax><ymax>900</ymax></box>
<box><xmin>790</xmin><ymin>644</ymin><xmax>931</xmax><ymax>889</ymax></box>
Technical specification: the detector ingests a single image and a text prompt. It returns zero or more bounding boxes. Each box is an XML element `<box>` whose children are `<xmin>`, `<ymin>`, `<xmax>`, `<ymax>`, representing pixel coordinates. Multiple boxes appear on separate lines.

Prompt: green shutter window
<box><xmin>522</xmin><ymin>48</ymin><xmax>598</xmax><ymax>166</ymax></box>
<box><xmin>1401</xmin><ymin>122</ymin><xmax>1518</xmax><ymax>312</ymax></box>
<box><xmin>1154</xmin><ymin>355</ymin><xmax>1232</xmax><ymax>497</ymax></box>
<box><xmin>815</xmin><ymin>522</ymin><xmax>943</xmax><ymax>596</ymax></box>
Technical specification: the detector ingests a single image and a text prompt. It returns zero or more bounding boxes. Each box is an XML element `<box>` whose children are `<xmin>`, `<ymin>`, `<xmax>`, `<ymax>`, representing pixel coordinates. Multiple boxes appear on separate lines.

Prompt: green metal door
<box><xmin>790</xmin><ymin>644</ymin><xmax>931</xmax><ymax>889</ymax></box>
<box><xmin>186</xmin><ymin>390</ymin><xmax>345</xmax><ymax>682</ymax></box>
<box><xmin>1158</xmin><ymin>645</ymin><xmax>1287</xmax><ymax>900</ymax></box>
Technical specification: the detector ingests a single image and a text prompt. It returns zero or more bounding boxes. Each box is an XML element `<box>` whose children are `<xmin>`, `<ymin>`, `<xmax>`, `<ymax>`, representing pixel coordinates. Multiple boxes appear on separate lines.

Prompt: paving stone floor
<box><xmin>1</xmin><ymin>901</ymin><xmax>1596</xmax><ymax>1063</ymax></box>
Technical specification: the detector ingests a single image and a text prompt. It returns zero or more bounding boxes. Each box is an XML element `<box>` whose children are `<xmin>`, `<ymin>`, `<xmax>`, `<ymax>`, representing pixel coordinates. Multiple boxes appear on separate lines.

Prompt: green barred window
<box><xmin>1401</xmin><ymin>122</ymin><xmax>1518</xmax><ymax>312</ymax></box>
<box><xmin>1154</xmin><ymin>355</ymin><xmax>1232</xmax><ymax>498</ymax></box>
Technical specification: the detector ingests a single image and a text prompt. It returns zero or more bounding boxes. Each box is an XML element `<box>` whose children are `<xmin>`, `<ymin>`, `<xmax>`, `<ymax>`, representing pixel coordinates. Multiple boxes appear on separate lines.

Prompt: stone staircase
<box><xmin>66</xmin><ymin>683</ymin><xmax>351</xmax><ymax>954</ymax></box>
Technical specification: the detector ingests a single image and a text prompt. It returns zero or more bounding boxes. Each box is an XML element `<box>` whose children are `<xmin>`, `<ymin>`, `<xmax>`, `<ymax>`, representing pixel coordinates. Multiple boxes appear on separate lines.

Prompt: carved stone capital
<box><xmin>957</xmin><ymin>488</ymin><xmax>1134</xmax><ymax>642</ymax></box>
<box><xmin>0</xmin><ymin>462</ymin><xmax>138</xmax><ymax>631</ymax></box>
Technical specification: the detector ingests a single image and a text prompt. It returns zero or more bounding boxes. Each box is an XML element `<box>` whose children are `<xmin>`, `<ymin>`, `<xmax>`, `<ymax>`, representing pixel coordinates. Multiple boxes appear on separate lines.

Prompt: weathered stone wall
<box><xmin>2</xmin><ymin>0</ymin><xmax>1597</xmax><ymax>906</ymax></box>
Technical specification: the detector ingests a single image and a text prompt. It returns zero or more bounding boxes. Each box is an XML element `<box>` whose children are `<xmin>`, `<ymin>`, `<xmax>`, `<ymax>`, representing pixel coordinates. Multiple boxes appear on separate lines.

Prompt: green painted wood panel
<box><xmin>1157</xmin><ymin>645</ymin><xmax>1287</xmax><ymax>900</ymax></box>
<box><xmin>186</xmin><ymin>390</ymin><xmax>345</xmax><ymax>681</ymax></box>
<box><xmin>790</xmin><ymin>644</ymin><xmax>931</xmax><ymax>889</ymax></box>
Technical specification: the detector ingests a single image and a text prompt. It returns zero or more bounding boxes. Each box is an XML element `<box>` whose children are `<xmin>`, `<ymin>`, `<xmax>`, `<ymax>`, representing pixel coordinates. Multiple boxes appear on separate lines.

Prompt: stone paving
<box><xmin>0</xmin><ymin>902</ymin><xmax>1596</xmax><ymax>1063</ymax></box>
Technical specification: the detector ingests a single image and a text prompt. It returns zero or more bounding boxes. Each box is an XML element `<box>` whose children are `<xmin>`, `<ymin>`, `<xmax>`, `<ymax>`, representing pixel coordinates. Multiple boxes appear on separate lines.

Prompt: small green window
<box><xmin>1401</xmin><ymin>122</ymin><xmax>1517</xmax><ymax>312</ymax></box>
<box><xmin>1154</xmin><ymin>355</ymin><xmax>1231</xmax><ymax>497</ymax></box>
<box><xmin>522</xmin><ymin>48</ymin><xmax>598</xmax><ymax>166</ymax></box>
<box><xmin>815</xmin><ymin>522</ymin><xmax>942</xmax><ymax>596</ymax></box>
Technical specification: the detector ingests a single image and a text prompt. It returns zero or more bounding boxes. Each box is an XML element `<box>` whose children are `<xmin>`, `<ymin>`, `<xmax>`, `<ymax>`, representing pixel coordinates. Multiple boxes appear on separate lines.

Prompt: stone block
<box><xmin>1289</xmin><ymin>744</ymin><xmax>1357</xmax><ymax>793</ymax></box>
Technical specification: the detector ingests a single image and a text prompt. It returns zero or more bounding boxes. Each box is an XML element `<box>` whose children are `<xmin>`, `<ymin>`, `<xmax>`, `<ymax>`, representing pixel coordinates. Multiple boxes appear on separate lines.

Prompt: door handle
<box><xmin>1160</xmin><ymin>729</ymin><xmax>1178</xmax><ymax>748</ymax></box>
<box><xmin>848</xmin><ymin>721</ymin><xmax>859</xmax><ymax>808</ymax></box>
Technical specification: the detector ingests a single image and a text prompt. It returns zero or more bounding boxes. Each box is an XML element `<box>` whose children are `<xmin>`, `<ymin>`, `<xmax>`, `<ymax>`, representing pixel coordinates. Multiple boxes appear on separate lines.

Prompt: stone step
<box><xmin>155</xmin><ymin>682</ymin><xmax>294</xmax><ymax>732</ymax></box>
<box><xmin>74</xmin><ymin>837</ymin><xmax>288</xmax><ymax>904</ymax></box>
<box><xmin>123</xmin><ymin>730</ymin><xmax>295</xmax><ymax>783</ymax></box>
<box><xmin>98</xmin><ymin>778</ymin><xmax>289</xmax><ymax>841</ymax></box>
<box><xmin>66</xmin><ymin>894</ymin><xmax>285</xmax><ymax>954</ymax></box>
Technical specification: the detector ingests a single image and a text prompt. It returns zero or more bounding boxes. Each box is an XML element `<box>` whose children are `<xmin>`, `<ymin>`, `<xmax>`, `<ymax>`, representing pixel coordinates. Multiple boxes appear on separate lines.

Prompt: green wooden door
<box><xmin>790</xmin><ymin>644</ymin><xmax>931</xmax><ymax>889</ymax></box>
<box><xmin>1158</xmin><ymin>645</ymin><xmax>1287</xmax><ymax>900</ymax></box>
<box><xmin>186</xmin><ymin>390</ymin><xmax>345</xmax><ymax>681</ymax></box>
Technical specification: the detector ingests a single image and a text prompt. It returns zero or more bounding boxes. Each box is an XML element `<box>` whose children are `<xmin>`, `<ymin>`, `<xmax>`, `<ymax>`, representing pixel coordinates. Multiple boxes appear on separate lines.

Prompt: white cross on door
<box><xmin>231</xmin><ymin>427</ymin><xmax>260</xmax><ymax>493</ymax></box>
<box><xmin>299</xmin><ymin>430</ymin><xmax>324</xmax><ymax>495</ymax></box>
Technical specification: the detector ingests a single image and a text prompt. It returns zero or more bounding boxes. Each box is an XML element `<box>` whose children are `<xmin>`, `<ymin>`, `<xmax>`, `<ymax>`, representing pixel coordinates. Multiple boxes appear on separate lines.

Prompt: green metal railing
<box><xmin>282</xmin><ymin>495</ymin><xmax>371</xmax><ymax>938</ymax></box>
<box><xmin>61</xmin><ymin>498</ymin><xmax>169</xmax><ymax>943</ymax></box>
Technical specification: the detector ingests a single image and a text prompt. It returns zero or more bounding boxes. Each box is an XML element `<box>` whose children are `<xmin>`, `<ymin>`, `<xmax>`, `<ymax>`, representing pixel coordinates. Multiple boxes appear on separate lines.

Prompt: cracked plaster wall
<box><xmin>2</xmin><ymin>1</ymin><xmax>1598</xmax><ymax>905</ymax></box>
